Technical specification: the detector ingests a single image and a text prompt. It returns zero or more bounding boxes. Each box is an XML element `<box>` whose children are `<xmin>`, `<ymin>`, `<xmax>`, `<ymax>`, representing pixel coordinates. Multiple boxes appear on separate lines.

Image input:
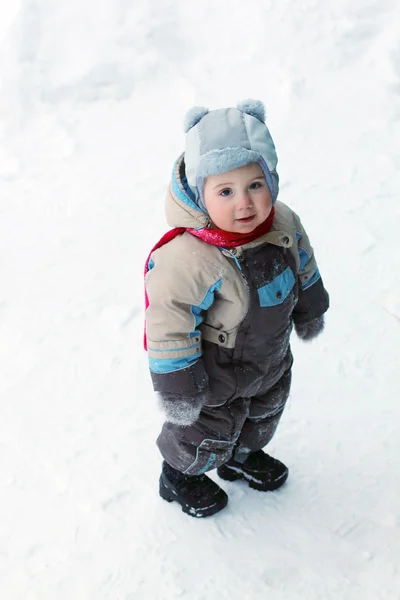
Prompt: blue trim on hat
<box><xmin>197</xmin><ymin>147</ymin><xmax>262</xmax><ymax>180</ymax></box>
<box><xmin>257</xmin><ymin>156</ymin><xmax>276</xmax><ymax>203</ymax></box>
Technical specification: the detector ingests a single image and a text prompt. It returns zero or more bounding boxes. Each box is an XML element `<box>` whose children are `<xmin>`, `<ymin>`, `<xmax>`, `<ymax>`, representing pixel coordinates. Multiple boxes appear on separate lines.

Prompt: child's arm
<box><xmin>291</xmin><ymin>213</ymin><xmax>329</xmax><ymax>340</ymax></box>
<box><xmin>145</xmin><ymin>245</ymin><xmax>217</xmax><ymax>425</ymax></box>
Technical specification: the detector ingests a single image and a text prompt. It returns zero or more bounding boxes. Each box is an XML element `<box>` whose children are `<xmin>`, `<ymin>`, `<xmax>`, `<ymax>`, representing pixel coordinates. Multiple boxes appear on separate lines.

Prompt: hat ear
<box><xmin>184</xmin><ymin>106</ymin><xmax>209</xmax><ymax>133</ymax></box>
<box><xmin>237</xmin><ymin>99</ymin><xmax>265</xmax><ymax>123</ymax></box>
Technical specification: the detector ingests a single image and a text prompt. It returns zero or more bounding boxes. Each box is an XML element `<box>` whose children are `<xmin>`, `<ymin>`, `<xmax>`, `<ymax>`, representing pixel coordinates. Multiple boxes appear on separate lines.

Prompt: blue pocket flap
<box><xmin>257</xmin><ymin>267</ymin><xmax>295</xmax><ymax>307</ymax></box>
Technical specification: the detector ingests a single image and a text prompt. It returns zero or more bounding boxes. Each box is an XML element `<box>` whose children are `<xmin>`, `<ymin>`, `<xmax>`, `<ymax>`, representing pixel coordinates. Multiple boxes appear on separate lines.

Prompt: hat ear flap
<box><xmin>237</xmin><ymin>99</ymin><xmax>265</xmax><ymax>122</ymax></box>
<box><xmin>184</xmin><ymin>106</ymin><xmax>209</xmax><ymax>133</ymax></box>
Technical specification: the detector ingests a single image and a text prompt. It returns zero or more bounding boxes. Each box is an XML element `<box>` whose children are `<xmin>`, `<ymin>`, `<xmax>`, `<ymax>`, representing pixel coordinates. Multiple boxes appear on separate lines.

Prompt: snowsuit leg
<box><xmin>157</xmin><ymin>398</ymin><xmax>251</xmax><ymax>476</ymax></box>
<box><xmin>235</xmin><ymin>367</ymin><xmax>292</xmax><ymax>456</ymax></box>
<box><xmin>157</xmin><ymin>367</ymin><xmax>292</xmax><ymax>475</ymax></box>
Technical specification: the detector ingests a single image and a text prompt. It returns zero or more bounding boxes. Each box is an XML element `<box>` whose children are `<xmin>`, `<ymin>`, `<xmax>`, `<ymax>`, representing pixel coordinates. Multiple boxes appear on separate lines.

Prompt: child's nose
<box><xmin>236</xmin><ymin>191</ymin><xmax>253</xmax><ymax>210</ymax></box>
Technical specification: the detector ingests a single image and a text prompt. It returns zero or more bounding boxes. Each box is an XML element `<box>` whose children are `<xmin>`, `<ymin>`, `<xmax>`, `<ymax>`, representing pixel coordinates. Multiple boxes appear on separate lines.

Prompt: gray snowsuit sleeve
<box><xmin>290</xmin><ymin>212</ymin><xmax>329</xmax><ymax>324</ymax></box>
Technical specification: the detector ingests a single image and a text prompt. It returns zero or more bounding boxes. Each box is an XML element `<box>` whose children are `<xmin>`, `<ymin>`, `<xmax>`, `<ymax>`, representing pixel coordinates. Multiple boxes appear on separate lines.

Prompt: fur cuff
<box><xmin>157</xmin><ymin>391</ymin><xmax>210</xmax><ymax>426</ymax></box>
<box><xmin>295</xmin><ymin>315</ymin><xmax>325</xmax><ymax>342</ymax></box>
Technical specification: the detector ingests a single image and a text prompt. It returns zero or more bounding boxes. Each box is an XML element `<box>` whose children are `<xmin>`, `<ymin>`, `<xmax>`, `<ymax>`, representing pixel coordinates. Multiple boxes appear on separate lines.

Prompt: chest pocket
<box><xmin>257</xmin><ymin>267</ymin><xmax>296</xmax><ymax>307</ymax></box>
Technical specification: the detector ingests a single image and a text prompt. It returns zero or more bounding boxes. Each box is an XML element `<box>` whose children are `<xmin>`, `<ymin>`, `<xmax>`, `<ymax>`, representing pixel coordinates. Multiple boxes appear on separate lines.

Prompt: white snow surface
<box><xmin>1</xmin><ymin>0</ymin><xmax>399</xmax><ymax>598</ymax></box>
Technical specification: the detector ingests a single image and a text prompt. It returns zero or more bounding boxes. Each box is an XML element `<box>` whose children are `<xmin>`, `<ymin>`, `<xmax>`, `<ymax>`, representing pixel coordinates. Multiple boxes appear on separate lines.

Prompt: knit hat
<box><xmin>183</xmin><ymin>100</ymin><xmax>279</xmax><ymax>211</ymax></box>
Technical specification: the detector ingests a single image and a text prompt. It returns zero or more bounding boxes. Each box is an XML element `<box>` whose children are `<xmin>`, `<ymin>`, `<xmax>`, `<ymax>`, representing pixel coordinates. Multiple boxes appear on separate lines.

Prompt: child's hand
<box><xmin>294</xmin><ymin>315</ymin><xmax>325</xmax><ymax>342</ymax></box>
<box><xmin>157</xmin><ymin>391</ymin><xmax>210</xmax><ymax>426</ymax></box>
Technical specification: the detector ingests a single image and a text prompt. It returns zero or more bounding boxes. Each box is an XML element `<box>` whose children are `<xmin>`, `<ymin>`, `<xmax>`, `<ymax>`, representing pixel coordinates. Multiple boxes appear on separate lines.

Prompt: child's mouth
<box><xmin>237</xmin><ymin>215</ymin><xmax>255</xmax><ymax>223</ymax></box>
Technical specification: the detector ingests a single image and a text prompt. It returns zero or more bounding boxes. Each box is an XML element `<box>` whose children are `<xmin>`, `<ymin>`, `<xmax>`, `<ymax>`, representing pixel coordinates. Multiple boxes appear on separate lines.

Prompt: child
<box><xmin>144</xmin><ymin>100</ymin><xmax>329</xmax><ymax>518</ymax></box>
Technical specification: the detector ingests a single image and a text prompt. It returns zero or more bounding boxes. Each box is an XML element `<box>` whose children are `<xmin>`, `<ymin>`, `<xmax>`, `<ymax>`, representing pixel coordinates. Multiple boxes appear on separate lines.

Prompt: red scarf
<box><xmin>187</xmin><ymin>207</ymin><xmax>275</xmax><ymax>247</ymax></box>
<box><xmin>144</xmin><ymin>208</ymin><xmax>275</xmax><ymax>349</ymax></box>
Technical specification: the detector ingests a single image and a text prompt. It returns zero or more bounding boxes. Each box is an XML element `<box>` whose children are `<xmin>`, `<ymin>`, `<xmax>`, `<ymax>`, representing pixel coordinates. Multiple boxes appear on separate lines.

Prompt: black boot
<box><xmin>159</xmin><ymin>461</ymin><xmax>228</xmax><ymax>518</ymax></box>
<box><xmin>217</xmin><ymin>450</ymin><xmax>288</xmax><ymax>492</ymax></box>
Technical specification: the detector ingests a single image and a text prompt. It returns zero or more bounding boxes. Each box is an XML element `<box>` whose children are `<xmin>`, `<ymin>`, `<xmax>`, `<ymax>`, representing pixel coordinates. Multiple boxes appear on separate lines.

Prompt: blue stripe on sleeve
<box><xmin>149</xmin><ymin>352</ymin><xmax>201</xmax><ymax>374</ymax></box>
<box><xmin>302</xmin><ymin>268</ymin><xmax>321</xmax><ymax>290</ymax></box>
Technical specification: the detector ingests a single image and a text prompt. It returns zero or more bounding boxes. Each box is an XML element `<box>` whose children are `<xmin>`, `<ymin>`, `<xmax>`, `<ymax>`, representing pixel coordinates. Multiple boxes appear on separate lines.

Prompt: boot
<box><xmin>217</xmin><ymin>450</ymin><xmax>288</xmax><ymax>492</ymax></box>
<box><xmin>159</xmin><ymin>461</ymin><xmax>228</xmax><ymax>518</ymax></box>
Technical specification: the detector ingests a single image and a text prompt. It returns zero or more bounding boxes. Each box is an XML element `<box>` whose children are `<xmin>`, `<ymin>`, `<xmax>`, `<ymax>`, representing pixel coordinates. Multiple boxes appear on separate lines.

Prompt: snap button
<box><xmin>218</xmin><ymin>334</ymin><xmax>226</xmax><ymax>343</ymax></box>
<box><xmin>276</xmin><ymin>290</ymin><xmax>283</xmax><ymax>299</ymax></box>
<box><xmin>282</xmin><ymin>236</ymin><xmax>290</xmax><ymax>246</ymax></box>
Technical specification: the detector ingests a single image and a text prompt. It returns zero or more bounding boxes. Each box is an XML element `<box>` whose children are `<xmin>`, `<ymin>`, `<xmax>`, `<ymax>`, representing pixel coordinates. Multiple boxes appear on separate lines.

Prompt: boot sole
<box><xmin>159</xmin><ymin>479</ymin><xmax>228</xmax><ymax>518</ymax></box>
<box><xmin>217</xmin><ymin>464</ymin><xmax>288</xmax><ymax>492</ymax></box>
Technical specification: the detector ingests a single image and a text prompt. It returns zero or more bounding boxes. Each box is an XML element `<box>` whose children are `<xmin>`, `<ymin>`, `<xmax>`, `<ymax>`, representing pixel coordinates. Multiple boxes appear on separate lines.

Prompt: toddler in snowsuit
<box><xmin>144</xmin><ymin>100</ymin><xmax>329</xmax><ymax>517</ymax></box>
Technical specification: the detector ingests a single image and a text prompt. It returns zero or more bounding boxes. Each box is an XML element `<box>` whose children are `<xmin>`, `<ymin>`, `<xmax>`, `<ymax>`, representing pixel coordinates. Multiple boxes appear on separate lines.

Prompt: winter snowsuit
<box><xmin>145</xmin><ymin>154</ymin><xmax>329</xmax><ymax>475</ymax></box>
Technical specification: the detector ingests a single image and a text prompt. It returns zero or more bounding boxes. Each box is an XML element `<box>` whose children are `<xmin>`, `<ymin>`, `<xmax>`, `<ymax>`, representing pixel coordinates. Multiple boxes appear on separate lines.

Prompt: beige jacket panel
<box><xmin>145</xmin><ymin>232</ymin><xmax>249</xmax><ymax>359</ymax></box>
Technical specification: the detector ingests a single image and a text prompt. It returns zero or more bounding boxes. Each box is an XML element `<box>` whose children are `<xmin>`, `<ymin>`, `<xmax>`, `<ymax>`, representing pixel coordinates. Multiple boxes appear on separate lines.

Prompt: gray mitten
<box><xmin>295</xmin><ymin>315</ymin><xmax>325</xmax><ymax>341</ymax></box>
<box><xmin>157</xmin><ymin>391</ymin><xmax>210</xmax><ymax>426</ymax></box>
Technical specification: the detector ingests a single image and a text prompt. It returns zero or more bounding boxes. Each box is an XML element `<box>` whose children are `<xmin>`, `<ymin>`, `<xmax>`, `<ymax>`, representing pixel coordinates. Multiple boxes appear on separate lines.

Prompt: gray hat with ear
<box><xmin>183</xmin><ymin>100</ymin><xmax>279</xmax><ymax>208</ymax></box>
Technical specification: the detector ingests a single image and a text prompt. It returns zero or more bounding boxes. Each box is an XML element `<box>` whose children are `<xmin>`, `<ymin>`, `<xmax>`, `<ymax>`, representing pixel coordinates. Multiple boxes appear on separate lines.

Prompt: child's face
<box><xmin>203</xmin><ymin>163</ymin><xmax>272</xmax><ymax>233</ymax></box>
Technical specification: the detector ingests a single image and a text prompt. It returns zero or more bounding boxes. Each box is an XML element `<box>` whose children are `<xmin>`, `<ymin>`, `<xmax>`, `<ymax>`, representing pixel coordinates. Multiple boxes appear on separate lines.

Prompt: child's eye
<box><xmin>249</xmin><ymin>181</ymin><xmax>263</xmax><ymax>190</ymax></box>
<box><xmin>219</xmin><ymin>188</ymin><xmax>232</xmax><ymax>197</ymax></box>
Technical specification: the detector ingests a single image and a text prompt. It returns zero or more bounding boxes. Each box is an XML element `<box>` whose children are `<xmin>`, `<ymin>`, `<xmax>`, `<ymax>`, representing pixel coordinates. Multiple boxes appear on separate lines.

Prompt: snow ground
<box><xmin>0</xmin><ymin>0</ymin><xmax>399</xmax><ymax>598</ymax></box>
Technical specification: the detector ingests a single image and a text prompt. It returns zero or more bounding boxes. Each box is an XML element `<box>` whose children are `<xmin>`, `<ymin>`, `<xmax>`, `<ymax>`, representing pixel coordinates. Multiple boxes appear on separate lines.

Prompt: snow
<box><xmin>0</xmin><ymin>0</ymin><xmax>399</xmax><ymax>598</ymax></box>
